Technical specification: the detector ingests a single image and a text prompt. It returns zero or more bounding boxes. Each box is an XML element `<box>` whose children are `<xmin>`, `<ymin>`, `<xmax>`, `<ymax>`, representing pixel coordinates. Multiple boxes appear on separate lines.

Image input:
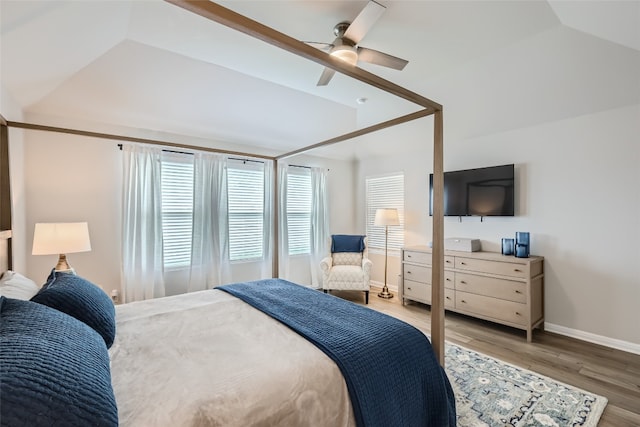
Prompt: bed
<box><xmin>0</xmin><ymin>231</ymin><xmax>455</xmax><ymax>426</ymax></box>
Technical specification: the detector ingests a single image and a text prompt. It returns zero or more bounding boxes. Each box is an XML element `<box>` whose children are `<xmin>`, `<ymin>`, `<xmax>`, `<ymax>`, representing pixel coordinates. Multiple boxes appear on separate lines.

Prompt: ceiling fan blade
<box><xmin>357</xmin><ymin>47</ymin><xmax>408</xmax><ymax>70</ymax></box>
<box><xmin>304</xmin><ymin>41</ymin><xmax>333</xmax><ymax>51</ymax></box>
<box><xmin>317</xmin><ymin>67</ymin><xmax>336</xmax><ymax>86</ymax></box>
<box><xmin>343</xmin><ymin>0</ymin><xmax>385</xmax><ymax>44</ymax></box>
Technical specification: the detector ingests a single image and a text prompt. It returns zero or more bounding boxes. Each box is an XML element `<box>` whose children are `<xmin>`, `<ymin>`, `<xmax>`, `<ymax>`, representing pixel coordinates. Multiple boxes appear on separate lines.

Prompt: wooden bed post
<box><xmin>432</xmin><ymin>110</ymin><xmax>445</xmax><ymax>366</ymax></box>
<box><xmin>0</xmin><ymin>115</ymin><xmax>11</xmax><ymax>230</ymax></box>
<box><xmin>273</xmin><ymin>159</ymin><xmax>279</xmax><ymax>278</ymax></box>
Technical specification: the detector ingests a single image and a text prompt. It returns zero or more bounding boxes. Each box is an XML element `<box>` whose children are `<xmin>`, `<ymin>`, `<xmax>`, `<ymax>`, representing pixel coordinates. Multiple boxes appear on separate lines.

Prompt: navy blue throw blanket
<box><xmin>218</xmin><ymin>279</ymin><xmax>456</xmax><ymax>427</ymax></box>
<box><xmin>331</xmin><ymin>234</ymin><xmax>366</xmax><ymax>253</ymax></box>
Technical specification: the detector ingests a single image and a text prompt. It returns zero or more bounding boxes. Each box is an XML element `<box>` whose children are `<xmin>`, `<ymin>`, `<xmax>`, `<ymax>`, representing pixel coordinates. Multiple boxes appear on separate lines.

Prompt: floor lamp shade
<box><xmin>32</xmin><ymin>222</ymin><xmax>91</xmax><ymax>273</ymax></box>
<box><xmin>374</xmin><ymin>208</ymin><xmax>399</xmax><ymax>299</ymax></box>
<box><xmin>374</xmin><ymin>208</ymin><xmax>400</xmax><ymax>227</ymax></box>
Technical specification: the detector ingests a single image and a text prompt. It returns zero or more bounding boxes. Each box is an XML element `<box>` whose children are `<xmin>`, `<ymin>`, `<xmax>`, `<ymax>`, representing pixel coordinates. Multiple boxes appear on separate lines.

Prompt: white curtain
<box><xmin>121</xmin><ymin>144</ymin><xmax>165</xmax><ymax>302</ymax></box>
<box><xmin>260</xmin><ymin>160</ymin><xmax>274</xmax><ymax>278</ymax></box>
<box><xmin>309</xmin><ymin>167</ymin><xmax>330</xmax><ymax>288</ymax></box>
<box><xmin>277</xmin><ymin>161</ymin><xmax>290</xmax><ymax>280</ymax></box>
<box><xmin>188</xmin><ymin>152</ymin><xmax>230</xmax><ymax>292</ymax></box>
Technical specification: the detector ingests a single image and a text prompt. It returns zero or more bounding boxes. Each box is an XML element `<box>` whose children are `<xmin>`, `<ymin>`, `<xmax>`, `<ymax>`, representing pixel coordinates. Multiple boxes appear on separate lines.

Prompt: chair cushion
<box><xmin>332</xmin><ymin>252</ymin><xmax>363</xmax><ymax>266</ymax></box>
<box><xmin>327</xmin><ymin>265</ymin><xmax>366</xmax><ymax>284</ymax></box>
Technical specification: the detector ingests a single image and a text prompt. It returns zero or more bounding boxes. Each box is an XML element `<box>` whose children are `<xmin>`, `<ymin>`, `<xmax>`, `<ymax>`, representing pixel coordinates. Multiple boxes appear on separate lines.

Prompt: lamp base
<box><xmin>54</xmin><ymin>254</ymin><xmax>76</xmax><ymax>275</ymax></box>
<box><xmin>378</xmin><ymin>285</ymin><xmax>394</xmax><ymax>299</ymax></box>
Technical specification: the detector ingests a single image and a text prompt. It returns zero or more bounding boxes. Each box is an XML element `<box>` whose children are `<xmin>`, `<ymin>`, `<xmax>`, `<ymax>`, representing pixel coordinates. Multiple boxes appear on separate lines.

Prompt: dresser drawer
<box><xmin>403</xmin><ymin>264</ymin><xmax>431</xmax><ymax>284</ymax></box>
<box><xmin>444</xmin><ymin>270</ymin><xmax>455</xmax><ymax>289</ymax></box>
<box><xmin>404</xmin><ymin>279</ymin><xmax>430</xmax><ymax>303</ymax></box>
<box><xmin>403</xmin><ymin>250</ymin><xmax>431</xmax><ymax>265</ymax></box>
<box><xmin>455</xmin><ymin>257</ymin><xmax>527</xmax><ymax>278</ymax></box>
<box><xmin>444</xmin><ymin>288</ymin><xmax>455</xmax><ymax>309</ymax></box>
<box><xmin>455</xmin><ymin>273</ymin><xmax>526</xmax><ymax>303</ymax></box>
<box><xmin>444</xmin><ymin>256</ymin><xmax>455</xmax><ymax>269</ymax></box>
<box><xmin>456</xmin><ymin>291</ymin><xmax>527</xmax><ymax>326</ymax></box>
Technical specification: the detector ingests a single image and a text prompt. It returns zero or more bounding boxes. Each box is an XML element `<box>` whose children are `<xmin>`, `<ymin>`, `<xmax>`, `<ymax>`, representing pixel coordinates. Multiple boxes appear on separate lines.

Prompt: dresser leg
<box><xmin>527</xmin><ymin>328</ymin><xmax>532</xmax><ymax>343</ymax></box>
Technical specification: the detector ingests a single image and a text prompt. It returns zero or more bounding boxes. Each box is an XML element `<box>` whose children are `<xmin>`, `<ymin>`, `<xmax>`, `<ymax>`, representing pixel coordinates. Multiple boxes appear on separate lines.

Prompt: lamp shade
<box><xmin>374</xmin><ymin>208</ymin><xmax>400</xmax><ymax>226</ymax></box>
<box><xmin>32</xmin><ymin>222</ymin><xmax>91</xmax><ymax>255</ymax></box>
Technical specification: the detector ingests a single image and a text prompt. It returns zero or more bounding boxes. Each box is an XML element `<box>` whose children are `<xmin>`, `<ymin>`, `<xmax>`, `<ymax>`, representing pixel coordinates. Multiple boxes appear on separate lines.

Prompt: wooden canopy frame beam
<box><xmin>2</xmin><ymin>1</ymin><xmax>446</xmax><ymax>365</ymax></box>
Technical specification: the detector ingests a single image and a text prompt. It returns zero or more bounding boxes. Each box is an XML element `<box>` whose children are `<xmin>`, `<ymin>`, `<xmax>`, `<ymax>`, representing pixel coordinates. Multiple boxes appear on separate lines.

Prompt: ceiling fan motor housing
<box><xmin>333</xmin><ymin>22</ymin><xmax>352</xmax><ymax>39</ymax></box>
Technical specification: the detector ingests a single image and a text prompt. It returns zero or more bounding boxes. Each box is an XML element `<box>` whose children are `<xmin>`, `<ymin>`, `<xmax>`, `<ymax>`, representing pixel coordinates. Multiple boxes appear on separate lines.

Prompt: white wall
<box><xmin>356</xmin><ymin>104</ymin><xmax>640</xmax><ymax>348</ymax></box>
<box><xmin>24</xmin><ymin>132</ymin><xmax>122</xmax><ymax>289</ymax></box>
<box><xmin>1</xmin><ymin>84</ymin><xmax>27</xmax><ymax>273</ymax></box>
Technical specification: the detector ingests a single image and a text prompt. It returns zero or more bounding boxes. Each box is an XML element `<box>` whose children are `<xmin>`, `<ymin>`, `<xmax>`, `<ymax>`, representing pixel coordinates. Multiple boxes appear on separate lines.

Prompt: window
<box><xmin>287</xmin><ymin>168</ymin><xmax>312</xmax><ymax>255</ymax></box>
<box><xmin>227</xmin><ymin>159</ymin><xmax>265</xmax><ymax>261</ymax></box>
<box><xmin>366</xmin><ymin>173</ymin><xmax>404</xmax><ymax>252</ymax></box>
<box><xmin>161</xmin><ymin>151</ymin><xmax>194</xmax><ymax>270</ymax></box>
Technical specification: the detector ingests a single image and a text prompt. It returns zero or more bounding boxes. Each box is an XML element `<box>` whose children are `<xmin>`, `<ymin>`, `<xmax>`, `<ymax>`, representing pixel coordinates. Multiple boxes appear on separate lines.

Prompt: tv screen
<box><xmin>429</xmin><ymin>164</ymin><xmax>515</xmax><ymax>217</ymax></box>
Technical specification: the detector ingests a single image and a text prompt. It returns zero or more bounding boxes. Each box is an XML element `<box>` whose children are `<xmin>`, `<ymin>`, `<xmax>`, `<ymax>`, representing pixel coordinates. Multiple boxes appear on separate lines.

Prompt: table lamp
<box><xmin>374</xmin><ymin>208</ymin><xmax>400</xmax><ymax>299</ymax></box>
<box><xmin>32</xmin><ymin>222</ymin><xmax>91</xmax><ymax>274</ymax></box>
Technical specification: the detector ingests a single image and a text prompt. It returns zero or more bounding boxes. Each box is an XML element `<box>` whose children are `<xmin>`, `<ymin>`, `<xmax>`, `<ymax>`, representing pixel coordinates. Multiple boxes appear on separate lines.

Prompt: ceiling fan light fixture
<box><xmin>330</xmin><ymin>43</ymin><xmax>358</xmax><ymax>66</ymax></box>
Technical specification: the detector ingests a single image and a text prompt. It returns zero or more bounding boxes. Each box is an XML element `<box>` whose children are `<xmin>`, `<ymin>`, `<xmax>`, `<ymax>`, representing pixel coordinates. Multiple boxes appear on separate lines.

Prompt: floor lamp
<box><xmin>375</xmin><ymin>208</ymin><xmax>399</xmax><ymax>299</ymax></box>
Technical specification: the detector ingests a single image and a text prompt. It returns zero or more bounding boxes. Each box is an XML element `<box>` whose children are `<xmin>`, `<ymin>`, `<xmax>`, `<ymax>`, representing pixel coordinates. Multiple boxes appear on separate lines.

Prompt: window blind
<box><xmin>287</xmin><ymin>168</ymin><xmax>311</xmax><ymax>255</ymax></box>
<box><xmin>366</xmin><ymin>173</ymin><xmax>405</xmax><ymax>251</ymax></box>
<box><xmin>227</xmin><ymin>160</ymin><xmax>264</xmax><ymax>261</ymax></box>
<box><xmin>161</xmin><ymin>152</ymin><xmax>194</xmax><ymax>270</ymax></box>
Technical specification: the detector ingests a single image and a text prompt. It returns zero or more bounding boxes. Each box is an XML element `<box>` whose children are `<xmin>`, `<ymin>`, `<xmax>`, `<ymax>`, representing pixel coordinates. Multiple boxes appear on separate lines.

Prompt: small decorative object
<box><xmin>515</xmin><ymin>232</ymin><xmax>530</xmax><ymax>258</ymax></box>
<box><xmin>501</xmin><ymin>238</ymin><xmax>515</xmax><ymax>255</ymax></box>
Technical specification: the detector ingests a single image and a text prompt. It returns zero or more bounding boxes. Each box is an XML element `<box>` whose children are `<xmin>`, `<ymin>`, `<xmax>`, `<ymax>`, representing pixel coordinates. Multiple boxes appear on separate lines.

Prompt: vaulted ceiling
<box><xmin>1</xmin><ymin>1</ymin><xmax>638</xmax><ymax>159</ymax></box>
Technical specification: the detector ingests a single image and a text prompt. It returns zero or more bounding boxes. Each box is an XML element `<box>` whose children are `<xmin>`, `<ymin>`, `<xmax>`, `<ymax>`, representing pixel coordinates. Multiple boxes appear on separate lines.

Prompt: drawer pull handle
<box><xmin>446</xmin><ymin>260</ymin><xmax>452</xmax><ymax>263</ymax></box>
<box><xmin>515</xmin><ymin>290</ymin><xmax>522</xmax><ymax>294</ymax></box>
<box><xmin>446</xmin><ymin>278</ymin><xmax>451</xmax><ymax>281</ymax></box>
<box><xmin>461</xmin><ymin>300</ymin><xmax>466</xmax><ymax>303</ymax></box>
<box><xmin>515</xmin><ymin>312</ymin><xmax>521</xmax><ymax>316</ymax></box>
<box><xmin>461</xmin><ymin>262</ymin><xmax>467</xmax><ymax>265</ymax></box>
<box><xmin>446</xmin><ymin>296</ymin><xmax>451</xmax><ymax>300</ymax></box>
<box><xmin>407</xmin><ymin>271</ymin><xmax>412</xmax><ymax>274</ymax></box>
<box><xmin>460</xmin><ymin>281</ymin><xmax>467</xmax><ymax>284</ymax></box>
<box><xmin>407</xmin><ymin>287</ymin><xmax>412</xmax><ymax>291</ymax></box>
<box><xmin>514</xmin><ymin>269</ymin><xmax>522</xmax><ymax>272</ymax></box>
<box><xmin>407</xmin><ymin>255</ymin><xmax>412</xmax><ymax>258</ymax></box>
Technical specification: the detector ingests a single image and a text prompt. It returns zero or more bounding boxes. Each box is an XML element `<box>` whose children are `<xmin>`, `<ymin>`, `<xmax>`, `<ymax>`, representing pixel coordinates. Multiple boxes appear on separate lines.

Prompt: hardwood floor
<box><xmin>330</xmin><ymin>289</ymin><xmax>640</xmax><ymax>427</ymax></box>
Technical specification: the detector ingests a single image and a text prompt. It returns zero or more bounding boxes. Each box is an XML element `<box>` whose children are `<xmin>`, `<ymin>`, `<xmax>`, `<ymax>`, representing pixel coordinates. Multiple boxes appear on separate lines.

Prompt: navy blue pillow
<box><xmin>31</xmin><ymin>270</ymin><xmax>116</xmax><ymax>348</ymax></box>
<box><xmin>0</xmin><ymin>296</ymin><xmax>118</xmax><ymax>426</ymax></box>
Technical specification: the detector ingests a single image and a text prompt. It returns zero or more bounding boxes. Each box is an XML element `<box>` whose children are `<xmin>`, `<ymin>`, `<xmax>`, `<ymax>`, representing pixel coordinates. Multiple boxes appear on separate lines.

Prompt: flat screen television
<box><xmin>429</xmin><ymin>164</ymin><xmax>515</xmax><ymax>217</ymax></box>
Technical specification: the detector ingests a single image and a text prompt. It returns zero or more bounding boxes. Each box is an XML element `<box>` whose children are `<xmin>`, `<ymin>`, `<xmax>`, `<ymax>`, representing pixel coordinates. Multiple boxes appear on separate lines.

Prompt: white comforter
<box><xmin>109</xmin><ymin>289</ymin><xmax>356</xmax><ymax>427</ymax></box>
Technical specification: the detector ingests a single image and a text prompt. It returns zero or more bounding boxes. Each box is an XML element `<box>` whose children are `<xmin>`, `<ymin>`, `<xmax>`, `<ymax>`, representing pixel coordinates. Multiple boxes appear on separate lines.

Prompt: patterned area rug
<box><xmin>446</xmin><ymin>343</ymin><xmax>607</xmax><ymax>427</ymax></box>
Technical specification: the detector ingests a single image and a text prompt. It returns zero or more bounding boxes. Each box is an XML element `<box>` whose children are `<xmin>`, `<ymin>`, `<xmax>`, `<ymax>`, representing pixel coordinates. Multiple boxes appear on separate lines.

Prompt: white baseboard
<box><xmin>545</xmin><ymin>323</ymin><xmax>640</xmax><ymax>356</ymax></box>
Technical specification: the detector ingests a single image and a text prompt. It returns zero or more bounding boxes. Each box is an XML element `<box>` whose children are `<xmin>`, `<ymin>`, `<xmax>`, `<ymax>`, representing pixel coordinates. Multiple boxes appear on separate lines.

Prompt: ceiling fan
<box><xmin>305</xmin><ymin>0</ymin><xmax>409</xmax><ymax>86</ymax></box>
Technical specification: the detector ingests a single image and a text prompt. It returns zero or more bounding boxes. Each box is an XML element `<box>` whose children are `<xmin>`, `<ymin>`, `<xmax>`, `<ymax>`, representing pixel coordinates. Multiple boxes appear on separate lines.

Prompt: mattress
<box><xmin>109</xmin><ymin>289</ymin><xmax>356</xmax><ymax>427</ymax></box>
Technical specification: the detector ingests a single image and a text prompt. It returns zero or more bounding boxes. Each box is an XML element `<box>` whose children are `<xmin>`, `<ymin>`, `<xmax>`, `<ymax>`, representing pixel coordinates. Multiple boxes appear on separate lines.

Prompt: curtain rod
<box><xmin>117</xmin><ymin>144</ymin><xmax>268</xmax><ymax>164</ymax></box>
<box><xmin>286</xmin><ymin>164</ymin><xmax>329</xmax><ymax>171</ymax></box>
<box><xmin>8</xmin><ymin>121</ymin><xmax>276</xmax><ymax>161</ymax></box>
<box><xmin>118</xmin><ymin>144</ymin><xmax>323</xmax><ymax>169</ymax></box>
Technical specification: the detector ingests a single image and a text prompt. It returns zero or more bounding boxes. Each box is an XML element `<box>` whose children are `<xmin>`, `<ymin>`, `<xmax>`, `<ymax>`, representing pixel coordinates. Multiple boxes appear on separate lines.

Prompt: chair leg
<box><xmin>365</xmin><ymin>291</ymin><xmax>369</xmax><ymax>305</ymax></box>
<box><xmin>323</xmin><ymin>290</ymin><xmax>328</xmax><ymax>294</ymax></box>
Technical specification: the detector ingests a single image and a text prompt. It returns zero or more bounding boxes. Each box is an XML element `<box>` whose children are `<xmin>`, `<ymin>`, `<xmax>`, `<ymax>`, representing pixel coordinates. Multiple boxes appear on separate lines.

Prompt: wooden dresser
<box><xmin>401</xmin><ymin>245</ymin><xmax>544</xmax><ymax>342</ymax></box>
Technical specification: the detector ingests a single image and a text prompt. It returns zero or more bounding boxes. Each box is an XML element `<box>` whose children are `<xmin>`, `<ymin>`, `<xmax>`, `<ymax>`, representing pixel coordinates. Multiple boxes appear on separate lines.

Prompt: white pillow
<box><xmin>0</xmin><ymin>271</ymin><xmax>40</xmax><ymax>300</ymax></box>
